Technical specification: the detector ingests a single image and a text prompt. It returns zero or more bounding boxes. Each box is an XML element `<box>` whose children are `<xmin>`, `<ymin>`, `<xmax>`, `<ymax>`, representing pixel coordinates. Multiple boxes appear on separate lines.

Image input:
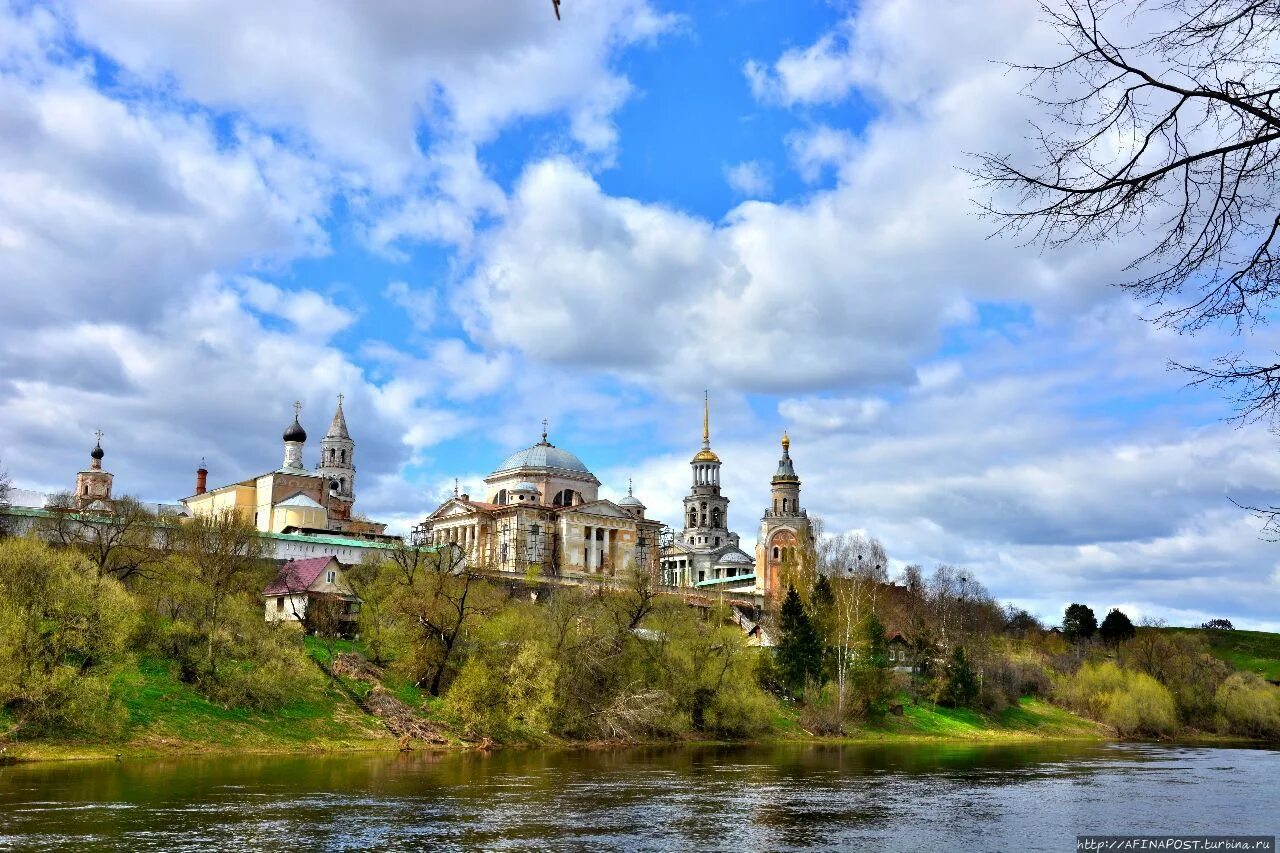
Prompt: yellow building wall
<box><xmin>271</xmin><ymin>504</ymin><xmax>327</xmax><ymax>533</ymax></box>
<box><xmin>184</xmin><ymin>485</ymin><xmax>256</xmax><ymax>523</ymax></box>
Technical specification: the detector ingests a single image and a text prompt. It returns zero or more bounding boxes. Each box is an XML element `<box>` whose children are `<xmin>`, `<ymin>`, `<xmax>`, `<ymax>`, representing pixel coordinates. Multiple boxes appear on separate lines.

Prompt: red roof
<box><xmin>263</xmin><ymin>556</ymin><xmax>337</xmax><ymax>596</ymax></box>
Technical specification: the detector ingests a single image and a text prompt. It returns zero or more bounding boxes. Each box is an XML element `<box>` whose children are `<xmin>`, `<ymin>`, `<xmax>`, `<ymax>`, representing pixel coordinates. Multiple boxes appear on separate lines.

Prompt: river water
<box><xmin>0</xmin><ymin>742</ymin><xmax>1275</xmax><ymax>851</ymax></box>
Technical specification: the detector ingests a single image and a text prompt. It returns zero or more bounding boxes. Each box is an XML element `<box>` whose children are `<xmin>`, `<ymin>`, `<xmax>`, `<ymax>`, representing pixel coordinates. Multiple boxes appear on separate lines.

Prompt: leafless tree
<box><xmin>393</xmin><ymin>542</ymin><xmax>501</xmax><ymax>695</ymax></box>
<box><xmin>976</xmin><ymin>0</ymin><xmax>1280</xmax><ymax>422</ymax></box>
<box><xmin>304</xmin><ymin>593</ymin><xmax>349</xmax><ymax>688</ymax></box>
<box><xmin>38</xmin><ymin>492</ymin><xmax>172</xmax><ymax>582</ymax></box>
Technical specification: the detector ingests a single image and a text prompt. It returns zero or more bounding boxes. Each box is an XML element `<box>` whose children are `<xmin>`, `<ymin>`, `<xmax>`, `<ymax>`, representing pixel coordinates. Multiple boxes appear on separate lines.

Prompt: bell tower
<box><xmin>681</xmin><ymin>392</ymin><xmax>731</xmax><ymax>549</ymax></box>
<box><xmin>757</xmin><ymin>431</ymin><xmax>811</xmax><ymax>596</ymax></box>
<box><xmin>316</xmin><ymin>394</ymin><xmax>355</xmax><ymax>522</ymax></box>
<box><xmin>75</xmin><ymin>430</ymin><xmax>114</xmax><ymax>509</ymax></box>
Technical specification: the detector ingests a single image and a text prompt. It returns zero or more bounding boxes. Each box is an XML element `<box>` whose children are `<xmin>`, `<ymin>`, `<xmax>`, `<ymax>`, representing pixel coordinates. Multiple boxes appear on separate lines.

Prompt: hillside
<box><xmin>1163</xmin><ymin>627</ymin><xmax>1280</xmax><ymax>683</ymax></box>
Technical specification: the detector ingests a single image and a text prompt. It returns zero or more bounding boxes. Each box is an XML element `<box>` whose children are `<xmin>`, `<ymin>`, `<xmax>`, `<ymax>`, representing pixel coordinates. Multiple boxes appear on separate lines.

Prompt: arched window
<box><xmin>339</xmin><ymin>477</ymin><xmax>347</xmax><ymax>492</ymax></box>
<box><xmin>772</xmin><ymin>546</ymin><xmax>780</xmax><ymax>560</ymax></box>
<box><xmin>711</xmin><ymin>507</ymin><xmax>722</xmax><ymax>528</ymax></box>
<box><xmin>553</xmin><ymin>489</ymin><xmax>577</xmax><ymax>507</ymax></box>
<box><xmin>340</xmin><ymin>449</ymin><xmax>346</xmax><ymax>463</ymax></box>
<box><xmin>781</xmin><ymin>498</ymin><xmax>788</xmax><ymax>512</ymax></box>
<box><xmin>496</xmin><ymin>489</ymin><xmax>507</xmax><ymax>505</ymax></box>
<box><xmin>688</xmin><ymin>508</ymin><xmax>698</xmax><ymax>527</ymax></box>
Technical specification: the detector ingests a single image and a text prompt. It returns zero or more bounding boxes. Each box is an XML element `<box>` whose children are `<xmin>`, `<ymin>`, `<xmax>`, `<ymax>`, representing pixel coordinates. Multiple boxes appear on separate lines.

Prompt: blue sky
<box><xmin>1</xmin><ymin>0</ymin><xmax>1278</xmax><ymax>629</ymax></box>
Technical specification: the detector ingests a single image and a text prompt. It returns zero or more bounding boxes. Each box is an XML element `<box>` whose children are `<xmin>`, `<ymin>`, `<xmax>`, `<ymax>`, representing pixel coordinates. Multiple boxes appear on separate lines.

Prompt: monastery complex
<box><xmin>3</xmin><ymin>394</ymin><xmax>813</xmax><ymax>598</ymax></box>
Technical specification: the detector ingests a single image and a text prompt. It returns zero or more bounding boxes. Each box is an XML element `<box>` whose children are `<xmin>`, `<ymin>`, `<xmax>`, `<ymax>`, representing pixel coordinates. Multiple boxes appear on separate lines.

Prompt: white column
<box><xmin>584</xmin><ymin>525</ymin><xmax>593</xmax><ymax>571</ymax></box>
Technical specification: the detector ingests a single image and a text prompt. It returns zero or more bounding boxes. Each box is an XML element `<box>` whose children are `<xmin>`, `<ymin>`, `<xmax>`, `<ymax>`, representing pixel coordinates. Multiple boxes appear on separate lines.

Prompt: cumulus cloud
<box><xmin>62</xmin><ymin>0</ymin><xmax>679</xmax><ymax>251</ymax></box>
<box><xmin>724</xmin><ymin>160</ymin><xmax>772</xmax><ymax>197</ymax></box>
<box><xmin>383</xmin><ymin>281</ymin><xmax>437</xmax><ymax>332</ymax></box>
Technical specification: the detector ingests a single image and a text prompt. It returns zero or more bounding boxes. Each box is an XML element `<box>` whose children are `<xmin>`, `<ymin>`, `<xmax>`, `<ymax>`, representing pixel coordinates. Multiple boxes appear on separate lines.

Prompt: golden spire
<box><xmin>702</xmin><ymin>390</ymin><xmax>710</xmax><ymax>447</ymax></box>
<box><xmin>693</xmin><ymin>390</ymin><xmax>720</xmax><ymax>462</ymax></box>
<box><xmin>782</xmin><ymin>430</ymin><xmax>790</xmax><ymax>452</ymax></box>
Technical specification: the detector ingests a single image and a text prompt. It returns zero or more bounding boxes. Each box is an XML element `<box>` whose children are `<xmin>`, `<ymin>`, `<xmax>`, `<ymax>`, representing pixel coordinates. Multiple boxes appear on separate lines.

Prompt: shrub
<box><xmin>0</xmin><ymin>537</ymin><xmax>137</xmax><ymax>737</ymax></box>
<box><xmin>1057</xmin><ymin>662</ymin><xmax>1178</xmax><ymax>737</ymax></box>
<box><xmin>1214</xmin><ymin>673</ymin><xmax>1280</xmax><ymax>739</ymax></box>
<box><xmin>1101</xmin><ymin>672</ymin><xmax>1177</xmax><ymax>737</ymax></box>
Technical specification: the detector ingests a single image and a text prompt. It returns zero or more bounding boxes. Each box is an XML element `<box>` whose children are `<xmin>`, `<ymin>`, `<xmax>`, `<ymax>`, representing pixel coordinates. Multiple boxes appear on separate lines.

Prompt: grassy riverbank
<box><xmin>0</xmin><ymin>652</ymin><xmax>1105</xmax><ymax>763</ymax></box>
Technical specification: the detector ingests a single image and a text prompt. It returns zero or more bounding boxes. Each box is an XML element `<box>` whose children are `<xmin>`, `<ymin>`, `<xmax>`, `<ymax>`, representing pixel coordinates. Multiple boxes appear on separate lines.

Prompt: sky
<box><xmin>1</xmin><ymin>0</ymin><xmax>1278</xmax><ymax>630</ymax></box>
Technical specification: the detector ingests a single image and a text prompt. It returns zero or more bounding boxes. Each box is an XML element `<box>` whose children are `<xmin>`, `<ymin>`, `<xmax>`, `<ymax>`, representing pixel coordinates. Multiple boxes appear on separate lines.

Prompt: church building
<box><xmin>755</xmin><ymin>431</ymin><xmax>811</xmax><ymax>596</ymax></box>
<box><xmin>660</xmin><ymin>395</ymin><xmax>759</xmax><ymax>593</ymax></box>
<box><xmin>418</xmin><ymin>424</ymin><xmax>663</xmax><ymax>578</ymax></box>
<box><xmin>182</xmin><ymin>397</ymin><xmax>389</xmax><ymax>540</ymax></box>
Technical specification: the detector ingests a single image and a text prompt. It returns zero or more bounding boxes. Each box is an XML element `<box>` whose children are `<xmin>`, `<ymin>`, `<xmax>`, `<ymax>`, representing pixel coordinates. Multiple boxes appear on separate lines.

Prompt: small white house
<box><xmin>262</xmin><ymin>555</ymin><xmax>359</xmax><ymax>625</ymax></box>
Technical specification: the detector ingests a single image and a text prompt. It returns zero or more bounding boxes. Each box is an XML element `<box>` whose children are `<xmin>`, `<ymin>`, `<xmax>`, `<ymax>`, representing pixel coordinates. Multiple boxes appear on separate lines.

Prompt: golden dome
<box><xmin>693</xmin><ymin>448</ymin><xmax>720</xmax><ymax>463</ymax></box>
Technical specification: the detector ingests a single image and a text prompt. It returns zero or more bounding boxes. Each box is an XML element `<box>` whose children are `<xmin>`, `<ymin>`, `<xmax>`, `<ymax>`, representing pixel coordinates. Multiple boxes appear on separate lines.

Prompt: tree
<box><xmin>1063</xmin><ymin>603</ymin><xmax>1098</xmax><ymax>642</ymax></box>
<box><xmin>0</xmin><ymin>537</ymin><xmax>137</xmax><ymax>736</ymax></box>
<box><xmin>977</xmin><ymin>0</ymin><xmax>1280</xmax><ymax>425</ymax></box>
<box><xmin>147</xmin><ymin>508</ymin><xmax>268</xmax><ymax>684</ymax></box>
<box><xmin>1202</xmin><ymin>618</ymin><xmax>1235</xmax><ymax>630</ymax></box>
<box><xmin>1004</xmin><ymin>605</ymin><xmax>1043</xmax><ymax>638</ymax></box>
<box><xmin>849</xmin><ymin>613</ymin><xmax>893</xmax><ymax>718</ymax></box>
<box><xmin>809</xmin><ymin>574</ymin><xmax>836</xmax><ymax>679</ymax></box>
<box><xmin>1099</xmin><ymin>608</ymin><xmax>1137</xmax><ymax>646</ymax></box>
<box><xmin>775</xmin><ymin>585</ymin><xmax>823</xmax><ymax>697</ymax></box>
<box><xmin>941</xmin><ymin>646</ymin><xmax>979</xmax><ymax>709</ymax></box>
<box><xmin>391</xmin><ymin>543</ymin><xmax>502</xmax><ymax>695</ymax></box>
<box><xmin>304</xmin><ymin>593</ymin><xmax>348</xmax><ymax>689</ymax></box>
<box><xmin>38</xmin><ymin>493</ymin><xmax>171</xmax><ymax>582</ymax></box>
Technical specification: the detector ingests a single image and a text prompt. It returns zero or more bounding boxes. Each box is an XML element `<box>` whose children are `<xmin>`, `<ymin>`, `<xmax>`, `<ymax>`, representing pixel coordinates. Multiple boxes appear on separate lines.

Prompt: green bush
<box><xmin>1102</xmin><ymin>672</ymin><xmax>1177</xmax><ymax>737</ymax></box>
<box><xmin>0</xmin><ymin>537</ymin><xmax>136</xmax><ymax>738</ymax></box>
<box><xmin>1057</xmin><ymin>661</ymin><xmax>1177</xmax><ymax>737</ymax></box>
<box><xmin>1214</xmin><ymin>672</ymin><xmax>1280</xmax><ymax>739</ymax></box>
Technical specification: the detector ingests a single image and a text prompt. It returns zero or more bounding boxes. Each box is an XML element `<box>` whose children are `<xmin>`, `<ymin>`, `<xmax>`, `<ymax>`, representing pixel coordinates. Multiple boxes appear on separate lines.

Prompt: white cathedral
<box><xmin>420</xmin><ymin>395</ymin><xmax>812</xmax><ymax>596</ymax></box>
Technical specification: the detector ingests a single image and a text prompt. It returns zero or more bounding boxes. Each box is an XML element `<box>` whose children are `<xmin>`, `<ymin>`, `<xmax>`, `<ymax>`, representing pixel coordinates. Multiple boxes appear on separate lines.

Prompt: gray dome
<box><xmin>717</xmin><ymin>550</ymin><xmax>754</xmax><ymax>566</ymax></box>
<box><xmin>495</xmin><ymin>442</ymin><xmax>591</xmax><ymax>475</ymax></box>
<box><xmin>283</xmin><ymin>416</ymin><xmax>307</xmax><ymax>443</ymax></box>
<box><xmin>510</xmin><ymin>481</ymin><xmax>541</xmax><ymax>494</ymax></box>
<box><xmin>617</xmin><ymin>494</ymin><xmax>644</xmax><ymax>507</ymax></box>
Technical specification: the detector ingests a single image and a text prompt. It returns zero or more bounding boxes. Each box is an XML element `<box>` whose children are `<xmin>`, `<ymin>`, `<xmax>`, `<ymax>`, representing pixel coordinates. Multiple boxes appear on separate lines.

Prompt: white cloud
<box><xmin>787</xmin><ymin>124</ymin><xmax>857</xmax><ymax>183</ymax></box>
<box><xmin>724</xmin><ymin>160</ymin><xmax>772</xmax><ymax>197</ymax></box>
<box><xmin>68</xmin><ymin>1</ymin><xmax>676</xmax><ymax>171</ymax></box>
<box><xmin>239</xmin><ymin>277</ymin><xmax>357</xmax><ymax>340</ymax></box>
<box><xmin>384</xmin><ymin>281</ymin><xmax>437</xmax><ymax>332</ymax></box>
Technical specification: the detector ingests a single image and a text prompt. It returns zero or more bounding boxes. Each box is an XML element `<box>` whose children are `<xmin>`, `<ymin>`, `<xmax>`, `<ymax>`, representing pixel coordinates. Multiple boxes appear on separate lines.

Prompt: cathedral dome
<box><xmin>494</xmin><ymin>442</ymin><xmax>591</xmax><ymax>476</ymax></box>
<box><xmin>717</xmin><ymin>549</ymin><xmax>754</xmax><ymax>567</ymax></box>
<box><xmin>283</xmin><ymin>417</ymin><xmax>307</xmax><ymax>443</ymax></box>
<box><xmin>617</xmin><ymin>493</ymin><xmax>644</xmax><ymax>508</ymax></box>
<box><xmin>90</xmin><ymin>442</ymin><xmax>104</xmax><ymax>461</ymax></box>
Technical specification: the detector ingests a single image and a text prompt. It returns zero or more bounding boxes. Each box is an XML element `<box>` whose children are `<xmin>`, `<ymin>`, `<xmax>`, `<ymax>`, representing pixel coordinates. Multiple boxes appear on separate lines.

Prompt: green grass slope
<box><xmin>4</xmin><ymin>657</ymin><xmax>395</xmax><ymax>762</ymax></box>
<box><xmin>1164</xmin><ymin>627</ymin><xmax>1280</xmax><ymax>682</ymax></box>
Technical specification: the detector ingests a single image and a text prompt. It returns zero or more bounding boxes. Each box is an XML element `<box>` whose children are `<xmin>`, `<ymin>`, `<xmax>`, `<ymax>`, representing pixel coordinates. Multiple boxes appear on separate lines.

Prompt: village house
<box><xmin>262</xmin><ymin>555</ymin><xmax>360</xmax><ymax>626</ymax></box>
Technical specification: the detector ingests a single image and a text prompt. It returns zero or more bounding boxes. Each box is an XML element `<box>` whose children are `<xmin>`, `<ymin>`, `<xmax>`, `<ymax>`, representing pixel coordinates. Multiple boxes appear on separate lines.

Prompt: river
<box><xmin>0</xmin><ymin>742</ymin><xmax>1275</xmax><ymax>850</ymax></box>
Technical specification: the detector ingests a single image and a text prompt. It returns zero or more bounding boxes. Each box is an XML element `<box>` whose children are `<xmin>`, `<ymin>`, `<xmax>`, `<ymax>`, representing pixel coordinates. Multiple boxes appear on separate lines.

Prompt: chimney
<box><xmin>196</xmin><ymin>459</ymin><xmax>208</xmax><ymax>496</ymax></box>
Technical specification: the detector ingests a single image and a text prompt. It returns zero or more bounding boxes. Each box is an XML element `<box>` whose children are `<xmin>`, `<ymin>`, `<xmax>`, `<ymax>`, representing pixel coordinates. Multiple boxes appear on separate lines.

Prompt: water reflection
<box><xmin>0</xmin><ymin>742</ymin><xmax>1275</xmax><ymax>851</ymax></box>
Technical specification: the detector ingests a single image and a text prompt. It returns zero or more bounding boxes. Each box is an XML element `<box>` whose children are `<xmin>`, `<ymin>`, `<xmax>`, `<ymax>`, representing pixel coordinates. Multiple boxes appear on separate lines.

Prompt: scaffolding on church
<box><xmin>496</xmin><ymin>516</ymin><xmax>561</xmax><ymax>578</ymax></box>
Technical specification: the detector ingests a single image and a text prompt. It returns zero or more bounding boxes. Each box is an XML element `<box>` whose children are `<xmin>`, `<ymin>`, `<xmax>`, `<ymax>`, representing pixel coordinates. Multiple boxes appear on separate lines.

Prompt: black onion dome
<box><xmin>283</xmin><ymin>417</ymin><xmax>307</xmax><ymax>443</ymax></box>
<box><xmin>90</xmin><ymin>442</ymin><xmax>104</xmax><ymax>460</ymax></box>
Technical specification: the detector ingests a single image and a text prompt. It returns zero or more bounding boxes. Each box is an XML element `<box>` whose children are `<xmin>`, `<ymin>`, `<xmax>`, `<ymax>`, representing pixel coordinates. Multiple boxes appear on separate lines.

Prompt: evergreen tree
<box><xmin>809</xmin><ymin>574</ymin><xmax>836</xmax><ymax>679</ymax></box>
<box><xmin>942</xmin><ymin>646</ymin><xmax>978</xmax><ymax>708</ymax></box>
<box><xmin>1099</xmin><ymin>608</ymin><xmax>1136</xmax><ymax>647</ymax></box>
<box><xmin>1062</xmin><ymin>603</ymin><xmax>1098</xmax><ymax>642</ymax></box>
<box><xmin>851</xmin><ymin>613</ymin><xmax>892</xmax><ymax>717</ymax></box>
<box><xmin>776</xmin><ymin>585</ymin><xmax>823</xmax><ymax>697</ymax></box>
